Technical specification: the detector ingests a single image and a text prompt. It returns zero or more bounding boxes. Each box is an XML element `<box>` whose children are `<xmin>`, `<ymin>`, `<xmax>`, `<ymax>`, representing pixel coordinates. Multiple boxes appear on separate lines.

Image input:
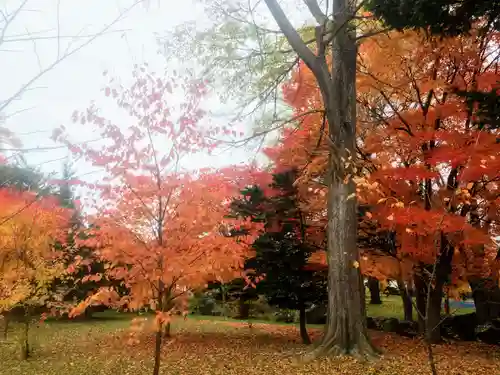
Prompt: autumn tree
<box><xmin>0</xmin><ymin>162</ymin><xmax>64</xmax><ymax>337</ymax></box>
<box><xmin>264</xmin><ymin>16</ymin><xmax>500</xmax><ymax>347</ymax></box>
<box><xmin>54</xmin><ymin>65</ymin><xmax>261</xmax><ymax>375</ymax></box>
<box><xmin>0</xmin><ymin>190</ymin><xmax>70</xmax><ymax>358</ymax></box>
<box><xmin>156</xmin><ymin>0</ymin><xmax>498</xmax><ymax>360</ymax></box>
<box><xmin>367</xmin><ymin>0</ymin><xmax>500</xmax><ymax>330</ymax></box>
<box><xmin>164</xmin><ymin>1</ymin><xmax>394</xmax><ymax>358</ymax></box>
<box><xmin>354</xmin><ymin>23</ymin><xmax>500</xmax><ymax>345</ymax></box>
<box><xmin>250</xmin><ymin>0</ymin><xmax>386</xmax><ymax>359</ymax></box>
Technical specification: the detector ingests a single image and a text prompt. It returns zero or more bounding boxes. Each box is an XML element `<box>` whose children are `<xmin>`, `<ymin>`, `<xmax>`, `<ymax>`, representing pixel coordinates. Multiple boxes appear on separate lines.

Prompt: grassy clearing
<box><xmin>0</xmin><ymin>311</ymin><xmax>498</xmax><ymax>375</ymax></box>
<box><xmin>365</xmin><ymin>295</ymin><xmax>475</xmax><ymax>320</ymax></box>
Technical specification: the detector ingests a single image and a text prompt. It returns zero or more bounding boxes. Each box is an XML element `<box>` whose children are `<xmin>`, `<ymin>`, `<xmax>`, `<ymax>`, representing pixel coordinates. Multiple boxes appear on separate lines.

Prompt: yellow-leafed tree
<box><xmin>0</xmin><ymin>189</ymin><xmax>70</xmax><ymax>358</ymax></box>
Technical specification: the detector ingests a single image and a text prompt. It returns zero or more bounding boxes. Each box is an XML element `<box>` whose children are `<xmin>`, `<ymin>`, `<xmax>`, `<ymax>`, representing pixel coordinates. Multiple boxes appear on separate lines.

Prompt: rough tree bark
<box><xmin>263</xmin><ymin>0</ymin><xmax>378</xmax><ymax>359</ymax></box>
<box><xmin>368</xmin><ymin>277</ymin><xmax>382</xmax><ymax>305</ymax></box>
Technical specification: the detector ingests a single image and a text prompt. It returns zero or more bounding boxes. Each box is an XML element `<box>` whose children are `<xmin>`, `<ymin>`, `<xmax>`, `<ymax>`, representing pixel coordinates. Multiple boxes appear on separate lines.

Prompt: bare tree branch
<box><xmin>0</xmin><ymin>0</ymin><xmax>29</xmax><ymax>47</ymax></box>
<box><xmin>0</xmin><ymin>0</ymin><xmax>144</xmax><ymax>114</ymax></box>
<box><xmin>304</xmin><ymin>0</ymin><xmax>328</xmax><ymax>25</ymax></box>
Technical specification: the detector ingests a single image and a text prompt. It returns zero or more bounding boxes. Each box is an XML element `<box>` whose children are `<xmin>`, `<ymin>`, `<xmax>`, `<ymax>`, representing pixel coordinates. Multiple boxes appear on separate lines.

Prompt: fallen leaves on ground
<box><xmin>1</xmin><ymin>317</ymin><xmax>499</xmax><ymax>375</ymax></box>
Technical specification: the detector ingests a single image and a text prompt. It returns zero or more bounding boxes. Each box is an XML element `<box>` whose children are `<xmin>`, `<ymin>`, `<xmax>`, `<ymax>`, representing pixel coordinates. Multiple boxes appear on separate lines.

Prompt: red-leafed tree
<box><xmin>267</xmin><ymin>23</ymin><xmax>500</xmax><ymax>344</ymax></box>
<box><xmin>53</xmin><ymin>66</ymin><xmax>262</xmax><ymax>375</ymax></box>
<box><xmin>356</xmin><ymin>25</ymin><xmax>500</xmax><ymax>341</ymax></box>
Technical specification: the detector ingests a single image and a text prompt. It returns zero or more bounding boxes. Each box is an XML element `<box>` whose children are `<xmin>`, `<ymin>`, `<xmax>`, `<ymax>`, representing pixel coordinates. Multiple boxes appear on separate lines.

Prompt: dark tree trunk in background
<box><xmin>415</xmin><ymin>271</ymin><xmax>445</xmax><ymax>343</ymax></box>
<box><xmin>397</xmin><ymin>279</ymin><xmax>413</xmax><ymax>321</ymax></box>
<box><xmin>426</xmin><ymin>279</ymin><xmax>445</xmax><ymax>344</ymax></box>
<box><xmin>414</xmin><ymin>272</ymin><xmax>427</xmax><ymax>334</ymax></box>
<box><xmin>163</xmin><ymin>322</ymin><xmax>171</xmax><ymax>339</ymax></box>
<box><xmin>299</xmin><ymin>302</ymin><xmax>311</xmax><ymax>345</ymax></box>
<box><xmin>469</xmin><ymin>278</ymin><xmax>500</xmax><ymax>325</ymax></box>
<box><xmin>368</xmin><ymin>277</ymin><xmax>382</xmax><ymax>305</ymax></box>
<box><xmin>414</xmin><ymin>239</ymin><xmax>453</xmax><ymax>344</ymax></box>
<box><xmin>238</xmin><ymin>296</ymin><xmax>250</xmax><ymax>319</ymax></box>
<box><xmin>427</xmin><ymin>238</ymin><xmax>454</xmax><ymax>343</ymax></box>
<box><xmin>444</xmin><ymin>293</ymin><xmax>450</xmax><ymax>315</ymax></box>
<box><xmin>84</xmin><ymin>307</ymin><xmax>93</xmax><ymax>319</ymax></box>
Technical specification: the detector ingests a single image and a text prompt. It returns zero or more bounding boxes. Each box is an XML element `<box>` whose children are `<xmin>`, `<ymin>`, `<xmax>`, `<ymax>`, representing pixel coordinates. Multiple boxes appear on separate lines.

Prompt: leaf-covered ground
<box><xmin>0</xmin><ymin>314</ymin><xmax>498</xmax><ymax>375</ymax></box>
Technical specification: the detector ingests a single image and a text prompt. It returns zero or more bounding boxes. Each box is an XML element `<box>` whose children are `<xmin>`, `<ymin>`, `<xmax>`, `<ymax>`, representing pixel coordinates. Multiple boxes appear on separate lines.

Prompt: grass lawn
<box><xmin>365</xmin><ymin>294</ymin><xmax>475</xmax><ymax>321</ymax></box>
<box><xmin>0</xmin><ymin>311</ymin><xmax>498</xmax><ymax>375</ymax></box>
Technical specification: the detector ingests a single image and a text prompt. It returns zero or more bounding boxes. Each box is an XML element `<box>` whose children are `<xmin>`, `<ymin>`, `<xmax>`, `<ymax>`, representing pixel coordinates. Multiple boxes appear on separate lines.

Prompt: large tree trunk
<box><xmin>306</xmin><ymin>135</ymin><xmax>378</xmax><ymax>358</ymax></box>
<box><xmin>397</xmin><ymin>279</ymin><xmax>413</xmax><ymax>321</ymax></box>
<box><xmin>263</xmin><ymin>0</ymin><xmax>377</xmax><ymax>360</ymax></box>
<box><xmin>308</xmin><ymin>0</ymin><xmax>377</xmax><ymax>359</ymax></box>
<box><xmin>368</xmin><ymin>277</ymin><xmax>382</xmax><ymax>305</ymax></box>
<box><xmin>299</xmin><ymin>302</ymin><xmax>311</xmax><ymax>345</ymax></box>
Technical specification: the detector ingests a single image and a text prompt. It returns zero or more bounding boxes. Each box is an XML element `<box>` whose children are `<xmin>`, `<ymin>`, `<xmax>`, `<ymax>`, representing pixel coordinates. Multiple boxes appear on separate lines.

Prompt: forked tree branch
<box><xmin>0</xmin><ymin>0</ymin><xmax>144</xmax><ymax>114</ymax></box>
<box><xmin>304</xmin><ymin>0</ymin><xmax>328</xmax><ymax>25</ymax></box>
<box><xmin>262</xmin><ymin>0</ymin><xmax>318</xmax><ymax>71</ymax></box>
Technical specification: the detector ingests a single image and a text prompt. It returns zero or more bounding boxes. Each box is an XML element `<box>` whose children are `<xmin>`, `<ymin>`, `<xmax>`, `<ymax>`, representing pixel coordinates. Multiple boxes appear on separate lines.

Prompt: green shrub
<box><xmin>274</xmin><ymin>309</ymin><xmax>297</xmax><ymax>323</ymax></box>
<box><xmin>189</xmin><ymin>294</ymin><xmax>216</xmax><ymax>316</ymax></box>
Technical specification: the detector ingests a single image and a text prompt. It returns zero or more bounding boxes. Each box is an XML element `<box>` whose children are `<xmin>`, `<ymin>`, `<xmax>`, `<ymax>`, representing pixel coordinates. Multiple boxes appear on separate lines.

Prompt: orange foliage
<box><xmin>267</xmin><ymin>25</ymin><xmax>500</xmax><ymax>285</ymax></box>
<box><xmin>54</xmin><ymin>66</ymin><xmax>262</xmax><ymax>318</ymax></box>
<box><xmin>0</xmin><ymin>190</ymin><xmax>71</xmax><ymax>311</ymax></box>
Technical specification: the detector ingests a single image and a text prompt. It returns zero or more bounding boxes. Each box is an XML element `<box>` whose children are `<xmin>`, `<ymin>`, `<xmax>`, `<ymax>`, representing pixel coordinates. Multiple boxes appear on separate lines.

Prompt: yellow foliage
<box><xmin>0</xmin><ymin>190</ymin><xmax>70</xmax><ymax>311</ymax></box>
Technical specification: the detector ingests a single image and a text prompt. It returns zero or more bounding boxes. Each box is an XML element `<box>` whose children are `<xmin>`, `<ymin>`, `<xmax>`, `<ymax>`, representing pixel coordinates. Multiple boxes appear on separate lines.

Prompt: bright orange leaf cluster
<box><xmin>266</xmin><ymin>24</ymin><xmax>500</xmax><ymax>288</ymax></box>
<box><xmin>53</xmin><ymin>66</ymin><xmax>265</xmax><ymax>319</ymax></box>
<box><xmin>0</xmin><ymin>190</ymin><xmax>71</xmax><ymax>312</ymax></box>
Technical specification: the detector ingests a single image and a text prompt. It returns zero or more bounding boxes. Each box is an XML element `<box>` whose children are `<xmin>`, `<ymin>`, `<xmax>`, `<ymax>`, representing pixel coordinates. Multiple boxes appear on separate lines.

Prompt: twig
<box><xmin>0</xmin><ymin>0</ymin><xmax>144</xmax><ymax>113</ymax></box>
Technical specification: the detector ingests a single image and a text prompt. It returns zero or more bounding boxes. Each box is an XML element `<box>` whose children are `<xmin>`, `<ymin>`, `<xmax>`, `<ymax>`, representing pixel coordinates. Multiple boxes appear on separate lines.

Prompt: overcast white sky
<box><xmin>0</xmin><ymin>0</ymin><xmax>255</xmax><ymax>186</ymax></box>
